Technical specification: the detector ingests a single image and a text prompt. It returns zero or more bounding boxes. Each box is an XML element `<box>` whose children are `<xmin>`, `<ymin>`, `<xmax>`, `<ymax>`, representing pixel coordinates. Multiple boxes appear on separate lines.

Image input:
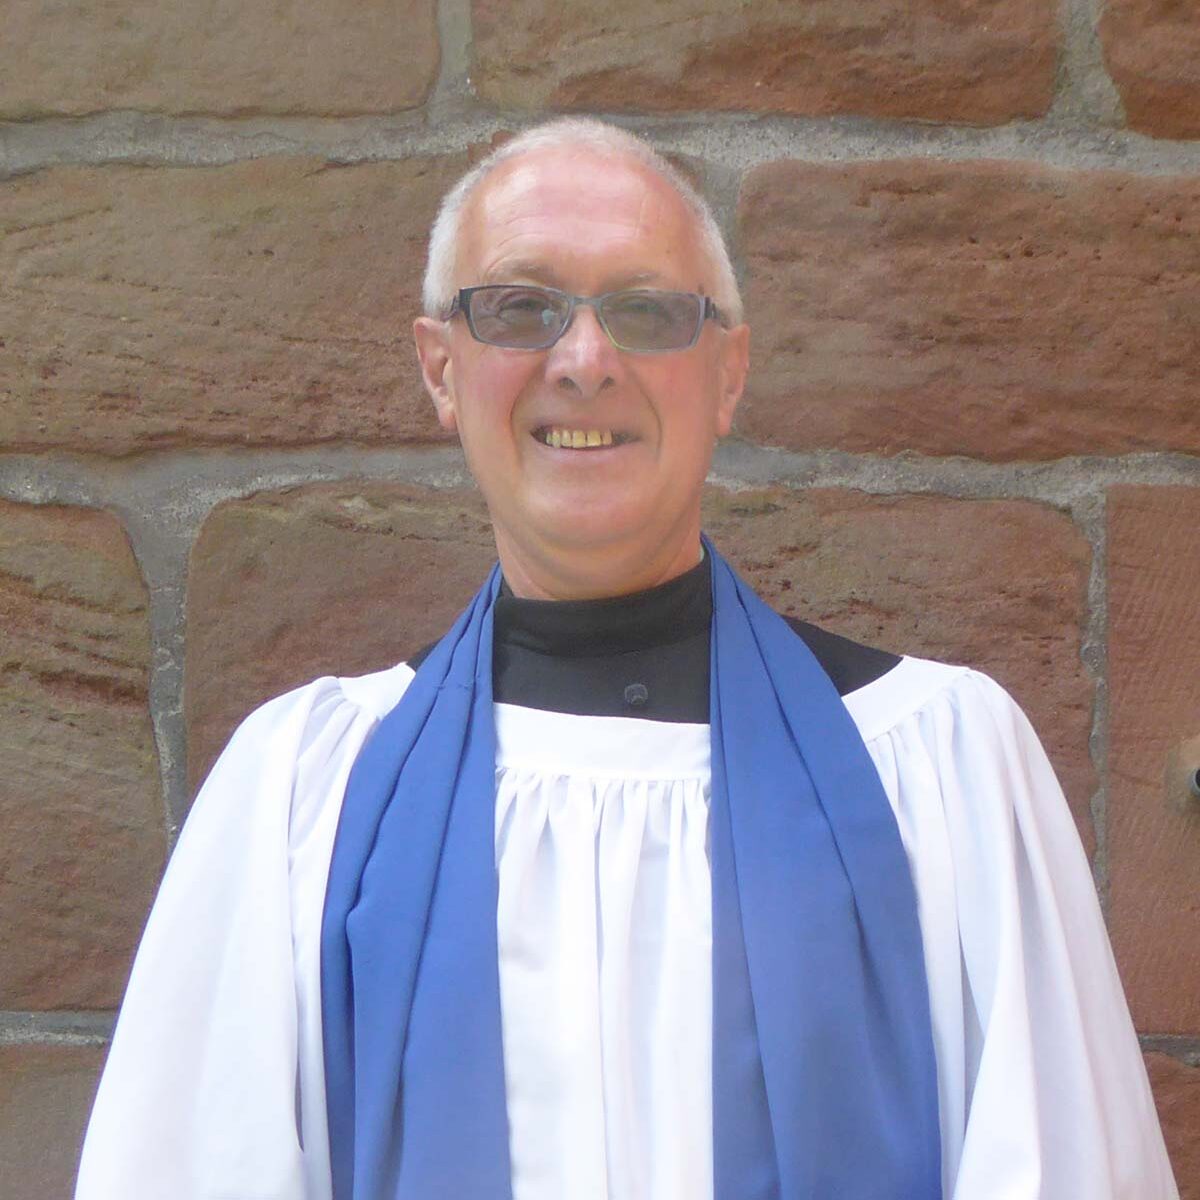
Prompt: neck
<box><xmin>494</xmin><ymin>529</ymin><xmax>706</xmax><ymax>601</ymax></box>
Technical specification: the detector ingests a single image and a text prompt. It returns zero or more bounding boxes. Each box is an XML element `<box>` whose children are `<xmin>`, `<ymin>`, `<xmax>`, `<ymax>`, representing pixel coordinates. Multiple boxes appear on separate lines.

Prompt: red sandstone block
<box><xmin>472</xmin><ymin>0</ymin><xmax>1058</xmax><ymax>125</ymax></box>
<box><xmin>1100</xmin><ymin>0</ymin><xmax>1200</xmax><ymax>140</ymax></box>
<box><xmin>737</xmin><ymin>159</ymin><xmax>1200</xmax><ymax>460</ymax></box>
<box><xmin>3</xmin><ymin>0</ymin><xmax>438</xmax><ymax>118</ymax></box>
<box><xmin>0</xmin><ymin>502</ymin><xmax>165</xmax><ymax>1010</ymax></box>
<box><xmin>0</xmin><ymin>1044</ymin><xmax>106</xmax><ymax>1200</ymax></box>
<box><xmin>1145</xmin><ymin>1053</ymin><xmax>1200</xmax><ymax>1198</ymax></box>
<box><xmin>0</xmin><ymin>155</ymin><xmax>470</xmax><ymax>454</ymax></box>
<box><xmin>1107</xmin><ymin>487</ymin><xmax>1200</xmax><ymax>1033</ymax></box>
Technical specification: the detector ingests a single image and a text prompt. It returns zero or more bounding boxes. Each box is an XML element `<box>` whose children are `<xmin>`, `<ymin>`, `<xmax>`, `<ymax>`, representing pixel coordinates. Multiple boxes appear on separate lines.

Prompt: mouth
<box><xmin>532</xmin><ymin>426</ymin><xmax>633</xmax><ymax>450</ymax></box>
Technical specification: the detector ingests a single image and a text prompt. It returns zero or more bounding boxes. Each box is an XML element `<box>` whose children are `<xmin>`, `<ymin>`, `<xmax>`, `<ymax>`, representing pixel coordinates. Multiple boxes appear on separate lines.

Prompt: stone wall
<box><xmin>2</xmin><ymin>0</ymin><xmax>1199</xmax><ymax>1194</ymax></box>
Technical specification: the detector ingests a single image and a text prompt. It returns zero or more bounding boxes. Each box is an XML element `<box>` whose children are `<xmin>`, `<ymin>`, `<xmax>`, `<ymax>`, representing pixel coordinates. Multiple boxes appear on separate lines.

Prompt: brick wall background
<box><xmin>2</xmin><ymin>0</ymin><xmax>1199</xmax><ymax>1194</ymax></box>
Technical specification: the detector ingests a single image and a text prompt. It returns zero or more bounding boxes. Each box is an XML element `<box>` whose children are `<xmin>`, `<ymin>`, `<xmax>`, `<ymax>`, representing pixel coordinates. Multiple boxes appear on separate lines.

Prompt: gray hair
<box><xmin>421</xmin><ymin>118</ymin><xmax>743</xmax><ymax>325</ymax></box>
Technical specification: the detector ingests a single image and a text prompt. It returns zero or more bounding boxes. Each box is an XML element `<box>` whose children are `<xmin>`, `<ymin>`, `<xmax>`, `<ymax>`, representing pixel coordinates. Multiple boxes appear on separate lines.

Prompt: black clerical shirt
<box><xmin>409</xmin><ymin>556</ymin><xmax>900</xmax><ymax>721</ymax></box>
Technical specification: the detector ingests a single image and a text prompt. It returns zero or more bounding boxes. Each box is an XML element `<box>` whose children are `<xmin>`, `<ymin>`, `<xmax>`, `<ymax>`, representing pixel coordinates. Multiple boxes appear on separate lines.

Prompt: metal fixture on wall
<box><xmin>1166</xmin><ymin>734</ymin><xmax>1200</xmax><ymax>811</ymax></box>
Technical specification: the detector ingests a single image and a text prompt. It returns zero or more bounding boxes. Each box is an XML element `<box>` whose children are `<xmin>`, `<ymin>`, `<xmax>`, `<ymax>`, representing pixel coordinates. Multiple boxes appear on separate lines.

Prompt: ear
<box><xmin>715</xmin><ymin>322</ymin><xmax>749</xmax><ymax>438</ymax></box>
<box><xmin>413</xmin><ymin>316</ymin><xmax>459</xmax><ymax>433</ymax></box>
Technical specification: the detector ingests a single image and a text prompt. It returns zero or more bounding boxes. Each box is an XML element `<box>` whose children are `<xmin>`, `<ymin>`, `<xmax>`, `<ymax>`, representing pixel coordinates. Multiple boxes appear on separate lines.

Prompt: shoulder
<box><xmin>190</xmin><ymin>662</ymin><xmax>419</xmax><ymax>838</ymax></box>
<box><xmin>838</xmin><ymin>652</ymin><xmax>1018</xmax><ymax>747</ymax></box>
<box><xmin>333</xmin><ymin>660</ymin><xmax>418</xmax><ymax>720</ymax></box>
<box><xmin>842</xmin><ymin>657</ymin><xmax>1066</xmax><ymax>856</ymax></box>
<box><xmin>230</xmin><ymin>660</ymin><xmax>418</xmax><ymax>745</ymax></box>
<box><xmin>774</xmin><ymin>617</ymin><xmax>1019</xmax><ymax>738</ymax></box>
<box><xmin>775</xmin><ymin>623</ymin><xmax>1040</xmax><ymax>784</ymax></box>
<box><xmin>781</xmin><ymin>616</ymin><xmax>902</xmax><ymax>698</ymax></box>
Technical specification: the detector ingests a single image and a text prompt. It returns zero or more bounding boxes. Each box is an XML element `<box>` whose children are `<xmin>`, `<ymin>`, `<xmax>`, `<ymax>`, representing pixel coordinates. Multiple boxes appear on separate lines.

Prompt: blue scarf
<box><xmin>321</xmin><ymin>541</ymin><xmax>941</xmax><ymax>1199</ymax></box>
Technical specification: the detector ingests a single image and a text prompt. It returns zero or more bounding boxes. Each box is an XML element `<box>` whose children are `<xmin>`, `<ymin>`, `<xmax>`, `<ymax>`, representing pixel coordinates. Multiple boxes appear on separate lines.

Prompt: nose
<box><xmin>544</xmin><ymin>303</ymin><xmax>622</xmax><ymax>400</ymax></box>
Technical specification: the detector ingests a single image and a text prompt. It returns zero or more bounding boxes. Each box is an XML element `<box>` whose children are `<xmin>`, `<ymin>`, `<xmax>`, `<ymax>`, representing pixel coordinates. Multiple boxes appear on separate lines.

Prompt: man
<box><xmin>76</xmin><ymin>119</ymin><xmax>1178</xmax><ymax>1199</ymax></box>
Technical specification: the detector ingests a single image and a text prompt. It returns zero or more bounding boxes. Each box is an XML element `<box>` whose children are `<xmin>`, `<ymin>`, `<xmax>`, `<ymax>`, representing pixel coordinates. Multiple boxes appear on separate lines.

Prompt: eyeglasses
<box><xmin>444</xmin><ymin>285</ymin><xmax>726</xmax><ymax>353</ymax></box>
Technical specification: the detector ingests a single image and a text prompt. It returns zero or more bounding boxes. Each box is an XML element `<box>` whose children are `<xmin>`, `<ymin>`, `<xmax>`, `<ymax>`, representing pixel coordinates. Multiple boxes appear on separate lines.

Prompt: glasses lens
<box><xmin>600</xmin><ymin>290</ymin><xmax>703</xmax><ymax>351</ymax></box>
<box><xmin>468</xmin><ymin>286</ymin><xmax>568</xmax><ymax>349</ymax></box>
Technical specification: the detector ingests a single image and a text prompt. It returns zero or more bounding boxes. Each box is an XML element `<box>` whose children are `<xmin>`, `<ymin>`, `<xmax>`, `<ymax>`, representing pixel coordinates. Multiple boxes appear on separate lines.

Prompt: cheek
<box><xmin>651</xmin><ymin>365</ymin><xmax>723</xmax><ymax>446</ymax></box>
<box><xmin>455</xmin><ymin>358</ymin><xmax>540</xmax><ymax>441</ymax></box>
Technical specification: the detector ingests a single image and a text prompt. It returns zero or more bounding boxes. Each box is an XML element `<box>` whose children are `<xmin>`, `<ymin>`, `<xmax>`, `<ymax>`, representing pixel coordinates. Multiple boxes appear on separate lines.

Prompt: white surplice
<box><xmin>75</xmin><ymin>656</ymin><xmax>1179</xmax><ymax>1200</ymax></box>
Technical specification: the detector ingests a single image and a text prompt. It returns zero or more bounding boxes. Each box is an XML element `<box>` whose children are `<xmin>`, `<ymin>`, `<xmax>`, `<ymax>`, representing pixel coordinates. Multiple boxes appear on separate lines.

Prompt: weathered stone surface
<box><xmin>472</xmin><ymin>0</ymin><xmax>1058</xmax><ymax>124</ymax></box>
<box><xmin>0</xmin><ymin>155</ymin><xmax>469</xmax><ymax>454</ymax></box>
<box><xmin>703</xmin><ymin>487</ymin><xmax>1096</xmax><ymax>851</ymax></box>
<box><xmin>185</xmin><ymin>483</ymin><xmax>495</xmax><ymax>790</ymax></box>
<box><xmin>1101</xmin><ymin>0</ymin><xmax>1200</xmax><ymax>140</ymax></box>
<box><xmin>0</xmin><ymin>1044</ymin><xmax>105</xmax><ymax>1200</ymax></box>
<box><xmin>1146</xmin><ymin>1053</ymin><xmax>1200</xmax><ymax>1197</ymax></box>
<box><xmin>737</xmin><ymin>160</ymin><xmax>1200</xmax><ymax>460</ymax></box>
<box><xmin>0</xmin><ymin>502</ymin><xmax>164</xmax><ymax>1010</ymax></box>
<box><xmin>1107</xmin><ymin>487</ymin><xmax>1200</xmax><ymax>1032</ymax></box>
<box><xmin>3</xmin><ymin>0</ymin><xmax>438</xmax><ymax>118</ymax></box>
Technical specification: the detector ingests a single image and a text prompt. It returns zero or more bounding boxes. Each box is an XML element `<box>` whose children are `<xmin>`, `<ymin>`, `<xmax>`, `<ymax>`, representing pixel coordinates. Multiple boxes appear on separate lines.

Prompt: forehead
<box><xmin>456</xmin><ymin>146</ymin><xmax>706</xmax><ymax>289</ymax></box>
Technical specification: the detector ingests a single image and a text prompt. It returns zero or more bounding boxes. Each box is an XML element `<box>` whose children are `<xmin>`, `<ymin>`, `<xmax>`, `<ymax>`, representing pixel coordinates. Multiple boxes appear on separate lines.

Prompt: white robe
<box><xmin>75</xmin><ymin>655</ymin><xmax>1179</xmax><ymax>1200</ymax></box>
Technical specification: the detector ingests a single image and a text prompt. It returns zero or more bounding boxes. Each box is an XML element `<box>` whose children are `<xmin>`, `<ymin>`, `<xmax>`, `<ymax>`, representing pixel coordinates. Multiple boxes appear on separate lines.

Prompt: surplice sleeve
<box><xmin>74</xmin><ymin>675</ymin><xmax>381</xmax><ymax>1200</ymax></box>
<box><xmin>858</xmin><ymin>663</ymin><xmax>1179</xmax><ymax>1200</ymax></box>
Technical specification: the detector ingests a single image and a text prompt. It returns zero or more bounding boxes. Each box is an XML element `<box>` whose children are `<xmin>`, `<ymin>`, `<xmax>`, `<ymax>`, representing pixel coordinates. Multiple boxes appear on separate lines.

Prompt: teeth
<box><xmin>540</xmin><ymin>428</ymin><xmax>620</xmax><ymax>449</ymax></box>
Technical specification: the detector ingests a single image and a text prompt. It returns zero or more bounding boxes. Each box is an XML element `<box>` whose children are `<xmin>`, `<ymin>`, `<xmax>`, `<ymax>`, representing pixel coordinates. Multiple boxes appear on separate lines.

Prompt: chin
<box><xmin>553</xmin><ymin>516</ymin><xmax>698</xmax><ymax>572</ymax></box>
<box><xmin>540</xmin><ymin>516</ymin><xmax>646</xmax><ymax>554</ymax></box>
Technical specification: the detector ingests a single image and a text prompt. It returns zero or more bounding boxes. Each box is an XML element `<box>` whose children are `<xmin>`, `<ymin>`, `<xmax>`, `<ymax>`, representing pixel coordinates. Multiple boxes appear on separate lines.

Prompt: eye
<box><xmin>488</xmin><ymin>287</ymin><xmax>560</xmax><ymax>325</ymax></box>
<box><xmin>607</xmin><ymin>292</ymin><xmax>674</xmax><ymax>322</ymax></box>
<box><xmin>605</xmin><ymin>291</ymin><xmax>699</xmax><ymax>335</ymax></box>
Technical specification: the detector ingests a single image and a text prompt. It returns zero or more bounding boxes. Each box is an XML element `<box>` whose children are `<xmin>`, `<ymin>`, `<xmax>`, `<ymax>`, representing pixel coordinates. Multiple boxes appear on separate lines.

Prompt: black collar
<box><xmin>404</xmin><ymin>556</ymin><xmax>900</xmax><ymax>720</ymax></box>
<box><xmin>494</xmin><ymin>555</ymin><xmax>711</xmax><ymax>658</ymax></box>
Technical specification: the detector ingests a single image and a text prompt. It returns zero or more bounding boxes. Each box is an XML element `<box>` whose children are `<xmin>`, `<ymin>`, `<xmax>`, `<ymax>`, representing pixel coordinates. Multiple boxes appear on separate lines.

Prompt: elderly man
<box><xmin>77</xmin><ymin>119</ymin><xmax>1177</xmax><ymax>1200</ymax></box>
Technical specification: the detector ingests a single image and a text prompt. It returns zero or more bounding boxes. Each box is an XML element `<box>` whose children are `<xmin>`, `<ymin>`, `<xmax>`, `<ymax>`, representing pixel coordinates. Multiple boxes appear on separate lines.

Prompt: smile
<box><xmin>533</xmin><ymin>427</ymin><xmax>631</xmax><ymax>449</ymax></box>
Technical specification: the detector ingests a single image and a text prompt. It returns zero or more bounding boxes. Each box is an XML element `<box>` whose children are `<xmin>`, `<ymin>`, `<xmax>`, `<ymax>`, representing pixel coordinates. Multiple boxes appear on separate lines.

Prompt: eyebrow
<box><xmin>479</xmin><ymin>260</ymin><xmax>555</xmax><ymax>286</ymax></box>
<box><xmin>479</xmin><ymin>263</ymin><xmax>670</xmax><ymax>291</ymax></box>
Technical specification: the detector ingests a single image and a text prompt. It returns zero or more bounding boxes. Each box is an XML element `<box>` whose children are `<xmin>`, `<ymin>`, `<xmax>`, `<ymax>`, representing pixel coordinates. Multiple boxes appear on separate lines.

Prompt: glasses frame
<box><xmin>444</xmin><ymin>284</ymin><xmax>727</xmax><ymax>353</ymax></box>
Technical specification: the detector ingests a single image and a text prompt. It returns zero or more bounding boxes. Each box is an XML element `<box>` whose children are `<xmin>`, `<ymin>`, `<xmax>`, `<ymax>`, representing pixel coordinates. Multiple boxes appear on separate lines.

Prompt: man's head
<box><xmin>421</xmin><ymin>121</ymin><xmax>743</xmax><ymax>327</ymax></box>
<box><xmin>413</xmin><ymin>118</ymin><xmax>750</xmax><ymax>599</ymax></box>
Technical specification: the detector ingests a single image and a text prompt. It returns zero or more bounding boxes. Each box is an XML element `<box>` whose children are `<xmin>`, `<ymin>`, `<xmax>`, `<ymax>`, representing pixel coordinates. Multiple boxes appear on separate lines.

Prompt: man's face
<box><xmin>414</xmin><ymin>145</ymin><xmax>749</xmax><ymax>596</ymax></box>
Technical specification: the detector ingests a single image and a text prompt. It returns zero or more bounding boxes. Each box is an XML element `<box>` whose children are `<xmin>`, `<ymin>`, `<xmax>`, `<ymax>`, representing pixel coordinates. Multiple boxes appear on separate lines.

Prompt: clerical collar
<box><xmin>494</xmin><ymin>555</ymin><xmax>712</xmax><ymax>659</ymax></box>
<box><xmin>405</xmin><ymin>553</ymin><xmax>899</xmax><ymax>719</ymax></box>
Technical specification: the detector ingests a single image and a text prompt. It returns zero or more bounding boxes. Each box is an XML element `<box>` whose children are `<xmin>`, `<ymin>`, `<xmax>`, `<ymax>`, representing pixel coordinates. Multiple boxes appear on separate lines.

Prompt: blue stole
<box><xmin>320</xmin><ymin>541</ymin><xmax>942</xmax><ymax>1199</ymax></box>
